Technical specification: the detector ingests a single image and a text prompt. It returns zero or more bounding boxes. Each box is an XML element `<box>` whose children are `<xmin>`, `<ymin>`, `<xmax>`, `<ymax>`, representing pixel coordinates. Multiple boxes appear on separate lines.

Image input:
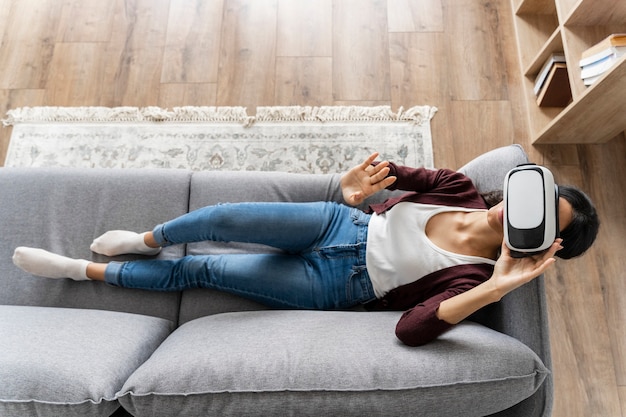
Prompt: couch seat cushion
<box><xmin>0</xmin><ymin>305</ymin><xmax>173</xmax><ymax>417</ymax></box>
<box><xmin>118</xmin><ymin>310</ymin><xmax>548</xmax><ymax>417</ymax></box>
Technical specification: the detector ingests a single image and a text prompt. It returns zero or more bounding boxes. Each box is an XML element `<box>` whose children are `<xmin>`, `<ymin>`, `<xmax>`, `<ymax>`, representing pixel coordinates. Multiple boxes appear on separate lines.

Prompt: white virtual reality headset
<box><xmin>503</xmin><ymin>164</ymin><xmax>559</xmax><ymax>258</ymax></box>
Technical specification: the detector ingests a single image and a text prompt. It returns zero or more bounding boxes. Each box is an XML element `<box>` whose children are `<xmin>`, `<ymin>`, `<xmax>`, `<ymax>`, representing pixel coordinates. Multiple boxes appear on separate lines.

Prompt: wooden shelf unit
<box><xmin>511</xmin><ymin>0</ymin><xmax>626</xmax><ymax>144</ymax></box>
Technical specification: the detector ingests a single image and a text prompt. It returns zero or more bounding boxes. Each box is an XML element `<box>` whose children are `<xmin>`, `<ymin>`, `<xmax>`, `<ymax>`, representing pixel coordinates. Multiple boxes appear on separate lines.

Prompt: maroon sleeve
<box><xmin>369</xmin><ymin>163</ymin><xmax>487</xmax><ymax>214</ymax></box>
<box><xmin>385</xmin><ymin>163</ymin><xmax>475</xmax><ymax>194</ymax></box>
<box><xmin>365</xmin><ymin>265</ymin><xmax>493</xmax><ymax>347</ymax></box>
<box><xmin>383</xmin><ymin>163</ymin><xmax>441</xmax><ymax>191</ymax></box>
<box><xmin>394</xmin><ymin>280</ymin><xmax>480</xmax><ymax>347</ymax></box>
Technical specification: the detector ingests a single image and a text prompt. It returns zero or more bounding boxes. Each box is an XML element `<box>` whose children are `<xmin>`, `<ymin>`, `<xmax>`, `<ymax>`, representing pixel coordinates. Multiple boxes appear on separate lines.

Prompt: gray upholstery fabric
<box><xmin>0</xmin><ymin>168</ymin><xmax>190</xmax><ymax>321</ymax></box>
<box><xmin>0</xmin><ymin>305</ymin><xmax>173</xmax><ymax>417</ymax></box>
<box><xmin>118</xmin><ymin>311</ymin><xmax>548</xmax><ymax>417</ymax></box>
<box><xmin>458</xmin><ymin>144</ymin><xmax>529</xmax><ymax>193</ymax></box>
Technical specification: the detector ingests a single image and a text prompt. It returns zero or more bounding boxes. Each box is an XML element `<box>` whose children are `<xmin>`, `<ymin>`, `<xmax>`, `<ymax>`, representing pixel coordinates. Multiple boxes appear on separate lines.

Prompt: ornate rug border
<box><xmin>2</xmin><ymin>105</ymin><xmax>437</xmax><ymax>127</ymax></box>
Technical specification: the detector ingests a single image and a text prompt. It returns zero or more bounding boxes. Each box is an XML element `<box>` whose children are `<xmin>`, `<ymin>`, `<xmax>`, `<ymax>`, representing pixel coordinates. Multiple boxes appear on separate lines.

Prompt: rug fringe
<box><xmin>254</xmin><ymin>105</ymin><xmax>437</xmax><ymax>125</ymax></box>
<box><xmin>3</xmin><ymin>105</ymin><xmax>436</xmax><ymax>127</ymax></box>
<box><xmin>2</xmin><ymin>106</ymin><xmax>252</xmax><ymax>126</ymax></box>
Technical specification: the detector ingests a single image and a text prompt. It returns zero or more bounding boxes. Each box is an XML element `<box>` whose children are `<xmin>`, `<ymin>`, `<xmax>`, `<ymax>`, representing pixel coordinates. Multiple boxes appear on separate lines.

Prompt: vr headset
<box><xmin>503</xmin><ymin>164</ymin><xmax>559</xmax><ymax>258</ymax></box>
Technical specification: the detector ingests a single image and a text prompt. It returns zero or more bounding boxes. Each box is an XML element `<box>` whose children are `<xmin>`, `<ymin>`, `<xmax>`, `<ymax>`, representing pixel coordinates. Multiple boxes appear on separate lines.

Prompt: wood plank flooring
<box><xmin>1</xmin><ymin>1</ymin><xmax>624</xmax><ymax>415</ymax></box>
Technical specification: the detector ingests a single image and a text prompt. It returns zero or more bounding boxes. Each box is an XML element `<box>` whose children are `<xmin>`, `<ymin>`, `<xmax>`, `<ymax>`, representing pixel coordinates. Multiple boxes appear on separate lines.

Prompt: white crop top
<box><xmin>365</xmin><ymin>202</ymin><xmax>496</xmax><ymax>298</ymax></box>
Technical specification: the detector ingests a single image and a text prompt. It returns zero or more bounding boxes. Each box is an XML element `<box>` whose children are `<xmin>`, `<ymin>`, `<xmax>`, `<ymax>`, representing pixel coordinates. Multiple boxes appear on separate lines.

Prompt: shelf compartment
<box><xmin>514</xmin><ymin>13</ymin><xmax>560</xmax><ymax>70</ymax></box>
<box><xmin>564</xmin><ymin>0</ymin><xmax>626</xmax><ymax>25</ymax></box>
<box><xmin>533</xmin><ymin>54</ymin><xmax>626</xmax><ymax>144</ymax></box>
<box><xmin>561</xmin><ymin>24</ymin><xmax>626</xmax><ymax>99</ymax></box>
<box><xmin>516</xmin><ymin>0</ymin><xmax>557</xmax><ymax>15</ymax></box>
<box><xmin>524</xmin><ymin>27</ymin><xmax>564</xmax><ymax>76</ymax></box>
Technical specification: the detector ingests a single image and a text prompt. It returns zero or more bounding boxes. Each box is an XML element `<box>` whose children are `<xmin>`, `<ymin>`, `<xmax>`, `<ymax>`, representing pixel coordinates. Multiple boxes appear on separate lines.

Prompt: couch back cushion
<box><xmin>0</xmin><ymin>168</ymin><xmax>191</xmax><ymax>322</ymax></box>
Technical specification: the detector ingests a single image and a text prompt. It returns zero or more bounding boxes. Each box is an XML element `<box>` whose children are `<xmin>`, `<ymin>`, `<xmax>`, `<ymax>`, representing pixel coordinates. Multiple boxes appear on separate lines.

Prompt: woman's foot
<box><xmin>90</xmin><ymin>231</ymin><xmax>161</xmax><ymax>256</ymax></box>
<box><xmin>13</xmin><ymin>247</ymin><xmax>90</xmax><ymax>281</ymax></box>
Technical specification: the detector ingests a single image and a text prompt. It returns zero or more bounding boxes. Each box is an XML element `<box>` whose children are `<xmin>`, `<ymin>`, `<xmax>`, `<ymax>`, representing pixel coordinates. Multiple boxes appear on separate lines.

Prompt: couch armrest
<box><xmin>457</xmin><ymin>144</ymin><xmax>528</xmax><ymax>192</ymax></box>
<box><xmin>458</xmin><ymin>145</ymin><xmax>553</xmax><ymax>417</ymax></box>
<box><xmin>482</xmin><ymin>277</ymin><xmax>553</xmax><ymax>417</ymax></box>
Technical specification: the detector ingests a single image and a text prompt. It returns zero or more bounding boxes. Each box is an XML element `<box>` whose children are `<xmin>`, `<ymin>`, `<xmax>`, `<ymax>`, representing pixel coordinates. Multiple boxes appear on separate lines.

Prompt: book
<box><xmin>533</xmin><ymin>53</ymin><xmax>566</xmax><ymax>96</ymax></box>
<box><xmin>579</xmin><ymin>45</ymin><xmax>626</xmax><ymax>67</ymax></box>
<box><xmin>580</xmin><ymin>51</ymin><xmax>626</xmax><ymax>79</ymax></box>
<box><xmin>583</xmin><ymin>74</ymin><xmax>601</xmax><ymax>86</ymax></box>
<box><xmin>581</xmin><ymin>34</ymin><xmax>626</xmax><ymax>61</ymax></box>
<box><xmin>536</xmin><ymin>63</ymin><xmax>571</xmax><ymax>107</ymax></box>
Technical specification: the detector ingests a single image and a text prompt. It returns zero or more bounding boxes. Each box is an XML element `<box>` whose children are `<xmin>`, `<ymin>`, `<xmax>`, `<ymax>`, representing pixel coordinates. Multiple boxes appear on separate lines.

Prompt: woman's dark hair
<box><xmin>481</xmin><ymin>185</ymin><xmax>599</xmax><ymax>259</ymax></box>
<box><xmin>556</xmin><ymin>185</ymin><xmax>599</xmax><ymax>259</ymax></box>
<box><xmin>481</xmin><ymin>190</ymin><xmax>503</xmax><ymax>208</ymax></box>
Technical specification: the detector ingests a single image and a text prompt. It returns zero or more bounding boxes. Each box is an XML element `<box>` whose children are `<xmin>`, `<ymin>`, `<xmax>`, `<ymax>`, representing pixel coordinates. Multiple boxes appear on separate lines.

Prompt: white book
<box><xmin>579</xmin><ymin>46</ymin><xmax>626</xmax><ymax>67</ymax></box>
<box><xmin>533</xmin><ymin>53</ymin><xmax>566</xmax><ymax>96</ymax></box>
<box><xmin>583</xmin><ymin>74</ymin><xmax>601</xmax><ymax>86</ymax></box>
<box><xmin>580</xmin><ymin>51</ymin><xmax>626</xmax><ymax>79</ymax></box>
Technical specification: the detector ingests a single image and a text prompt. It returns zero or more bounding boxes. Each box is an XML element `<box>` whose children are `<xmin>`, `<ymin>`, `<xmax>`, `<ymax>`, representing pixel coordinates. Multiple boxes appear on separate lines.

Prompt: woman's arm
<box><xmin>342</xmin><ymin>152</ymin><xmax>481</xmax><ymax>208</ymax></box>
<box><xmin>396</xmin><ymin>239</ymin><xmax>562</xmax><ymax>346</ymax></box>
<box><xmin>341</xmin><ymin>152</ymin><xmax>397</xmax><ymax>206</ymax></box>
<box><xmin>395</xmin><ymin>280</ymin><xmax>482</xmax><ymax>346</ymax></box>
<box><xmin>436</xmin><ymin>239</ymin><xmax>563</xmax><ymax>325</ymax></box>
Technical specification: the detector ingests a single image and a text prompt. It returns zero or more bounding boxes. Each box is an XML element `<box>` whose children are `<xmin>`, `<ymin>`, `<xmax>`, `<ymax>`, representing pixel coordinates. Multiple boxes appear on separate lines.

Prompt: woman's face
<box><xmin>487</xmin><ymin>197</ymin><xmax>574</xmax><ymax>235</ymax></box>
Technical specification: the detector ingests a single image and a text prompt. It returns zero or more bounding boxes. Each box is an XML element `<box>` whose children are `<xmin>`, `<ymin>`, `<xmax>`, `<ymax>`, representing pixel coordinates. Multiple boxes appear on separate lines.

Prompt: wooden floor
<box><xmin>1</xmin><ymin>1</ymin><xmax>624</xmax><ymax>415</ymax></box>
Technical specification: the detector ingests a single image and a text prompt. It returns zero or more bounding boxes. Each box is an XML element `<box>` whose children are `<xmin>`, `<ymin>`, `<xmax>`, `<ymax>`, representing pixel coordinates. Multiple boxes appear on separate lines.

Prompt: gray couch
<box><xmin>0</xmin><ymin>145</ymin><xmax>552</xmax><ymax>417</ymax></box>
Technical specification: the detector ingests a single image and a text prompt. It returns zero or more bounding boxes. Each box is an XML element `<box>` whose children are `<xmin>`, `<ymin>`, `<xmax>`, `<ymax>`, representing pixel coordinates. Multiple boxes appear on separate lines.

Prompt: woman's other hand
<box><xmin>341</xmin><ymin>152</ymin><xmax>397</xmax><ymax>206</ymax></box>
<box><xmin>436</xmin><ymin>238</ymin><xmax>563</xmax><ymax>326</ymax></box>
<box><xmin>490</xmin><ymin>238</ymin><xmax>564</xmax><ymax>299</ymax></box>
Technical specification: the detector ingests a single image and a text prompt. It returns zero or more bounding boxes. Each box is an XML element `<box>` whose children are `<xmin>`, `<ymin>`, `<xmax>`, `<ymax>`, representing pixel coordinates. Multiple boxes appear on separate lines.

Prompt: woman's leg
<box><xmin>92</xmin><ymin>202</ymin><xmax>348</xmax><ymax>256</ymax></box>
<box><xmin>87</xmin><ymin>262</ymin><xmax>107</xmax><ymax>281</ymax></box>
<box><xmin>13</xmin><ymin>206</ymin><xmax>375</xmax><ymax>309</ymax></box>
<box><xmin>102</xmin><ymin>205</ymin><xmax>375</xmax><ymax>309</ymax></box>
<box><xmin>104</xmin><ymin>251</ymin><xmax>374</xmax><ymax>309</ymax></box>
<box><xmin>153</xmin><ymin>202</ymin><xmax>348</xmax><ymax>251</ymax></box>
<box><xmin>12</xmin><ymin>248</ymin><xmax>373</xmax><ymax>309</ymax></box>
<box><xmin>103</xmin><ymin>253</ymin><xmax>319</xmax><ymax>307</ymax></box>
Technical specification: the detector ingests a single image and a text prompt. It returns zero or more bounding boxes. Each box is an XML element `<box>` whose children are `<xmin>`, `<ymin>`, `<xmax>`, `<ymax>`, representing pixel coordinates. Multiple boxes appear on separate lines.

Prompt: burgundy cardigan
<box><xmin>364</xmin><ymin>163</ymin><xmax>495</xmax><ymax>346</ymax></box>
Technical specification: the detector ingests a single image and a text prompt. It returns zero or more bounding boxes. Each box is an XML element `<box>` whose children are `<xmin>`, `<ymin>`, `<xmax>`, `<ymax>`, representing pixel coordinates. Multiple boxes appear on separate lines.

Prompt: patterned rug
<box><xmin>2</xmin><ymin>106</ymin><xmax>436</xmax><ymax>173</ymax></box>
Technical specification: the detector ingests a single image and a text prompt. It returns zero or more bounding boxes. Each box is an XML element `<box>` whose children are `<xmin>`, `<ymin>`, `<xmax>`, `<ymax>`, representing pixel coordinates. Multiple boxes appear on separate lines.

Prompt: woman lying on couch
<box><xmin>12</xmin><ymin>153</ymin><xmax>599</xmax><ymax>346</ymax></box>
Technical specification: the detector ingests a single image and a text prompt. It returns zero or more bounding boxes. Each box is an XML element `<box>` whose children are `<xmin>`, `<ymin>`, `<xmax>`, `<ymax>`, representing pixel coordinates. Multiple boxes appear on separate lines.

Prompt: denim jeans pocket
<box><xmin>344</xmin><ymin>265</ymin><xmax>376</xmax><ymax>307</ymax></box>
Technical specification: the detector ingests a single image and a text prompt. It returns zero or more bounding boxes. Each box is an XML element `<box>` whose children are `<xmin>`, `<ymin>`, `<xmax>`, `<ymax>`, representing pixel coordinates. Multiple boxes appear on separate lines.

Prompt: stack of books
<box><xmin>579</xmin><ymin>34</ymin><xmax>626</xmax><ymax>86</ymax></box>
<box><xmin>534</xmin><ymin>53</ymin><xmax>571</xmax><ymax>107</ymax></box>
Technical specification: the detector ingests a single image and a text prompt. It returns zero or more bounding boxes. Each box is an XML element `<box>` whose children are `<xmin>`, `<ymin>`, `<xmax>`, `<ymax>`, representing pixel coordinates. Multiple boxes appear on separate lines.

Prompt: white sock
<box><xmin>13</xmin><ymin>247</ymin><xmax>90</xmax><ymax>281</ymax></box>
<box><xmin>90</xmin><ymin>230</ymin><xmax>161</xmax><ymax>256</ymax></box>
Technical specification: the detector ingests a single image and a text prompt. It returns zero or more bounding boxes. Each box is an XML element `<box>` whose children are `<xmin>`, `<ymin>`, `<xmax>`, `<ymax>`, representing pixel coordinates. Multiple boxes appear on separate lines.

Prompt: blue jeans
<box><xmin>104</xmin><ymin>202</ymin><xmax>377</xmax><ymax>309</ymax></box>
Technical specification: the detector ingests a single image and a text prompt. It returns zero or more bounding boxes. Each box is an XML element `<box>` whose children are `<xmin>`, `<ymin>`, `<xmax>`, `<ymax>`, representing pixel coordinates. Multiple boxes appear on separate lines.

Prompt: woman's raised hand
<box><xmin>341</xmin><ymin>152</ymin><xmax>397</xmax><ymax>206</ymax></box>
<box><xmin>490</xmin><ymin>239</ymin><xmax>563</xmax><ymax>299</ymax></box>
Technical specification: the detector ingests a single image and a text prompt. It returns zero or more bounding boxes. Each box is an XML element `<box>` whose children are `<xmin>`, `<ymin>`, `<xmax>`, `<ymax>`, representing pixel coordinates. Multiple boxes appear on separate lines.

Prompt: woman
<box><xmin>13</xmin><ymin>153</ymin><xmax>599</xmax><ymax>346</ymax></box>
